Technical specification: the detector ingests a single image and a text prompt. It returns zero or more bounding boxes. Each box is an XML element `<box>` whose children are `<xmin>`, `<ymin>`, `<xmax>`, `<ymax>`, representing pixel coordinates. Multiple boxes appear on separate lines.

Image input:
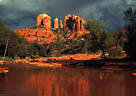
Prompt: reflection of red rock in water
<box><xmin>28</xmin><ymin>72</ymin><xmax>90</xmax><ymax>96</ymax></box>
<box><xmin>78</xmin><ymin>78</ymin><xmax>89</xmax><ymax>96</ymax></box>
<box><xmin>1</xmin><ymin>67</ymin><xmax>135</xmax><ymax>96</ymax></box>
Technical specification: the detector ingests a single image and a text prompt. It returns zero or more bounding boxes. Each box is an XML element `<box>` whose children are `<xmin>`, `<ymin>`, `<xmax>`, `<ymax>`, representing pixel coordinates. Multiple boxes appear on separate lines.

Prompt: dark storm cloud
<box><xmin>0</xmin><ymin>5</ymin><xmax>6</xmax><ymax>15</ymax></box>
<box><xmin>0</xmin><ymin>7</ymin><xmax>36</xmax><ymax>29</ymax></box>
<box><xmin>0</xmin><ymin>0</ymin><xmax>136</xmax><ymax>30</ymax></box>
<box><xmin>78</xmin><ymin>0</ymin><xmax>136</xmax><ymax>30</ymax></box>
<box><xmin>95</xmin><ymin>4</ymin><xmax>126</xmax><ymax>30</ymax></box>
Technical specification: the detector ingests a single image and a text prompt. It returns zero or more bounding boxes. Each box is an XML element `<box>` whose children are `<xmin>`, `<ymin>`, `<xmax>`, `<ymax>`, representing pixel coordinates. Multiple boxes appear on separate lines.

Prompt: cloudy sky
<box><xmin>0</xmin><ymin>0</ymin><xmax>136</xmax><ymax>31</ymax></box>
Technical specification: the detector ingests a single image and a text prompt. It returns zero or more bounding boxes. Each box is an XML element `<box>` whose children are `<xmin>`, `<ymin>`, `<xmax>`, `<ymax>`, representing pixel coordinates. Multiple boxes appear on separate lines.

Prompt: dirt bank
<box><xmin>0</xmin><ymin>54</ymin><xmax>101</xmax><ymax>68</ymax></box>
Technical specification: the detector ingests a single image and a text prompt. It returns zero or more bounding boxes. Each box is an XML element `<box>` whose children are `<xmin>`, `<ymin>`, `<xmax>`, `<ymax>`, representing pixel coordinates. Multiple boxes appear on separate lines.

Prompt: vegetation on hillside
<box><xmin>0</xmin><ymin>19</ymin><xmax>30</xmax><ymax>58</ymax></box>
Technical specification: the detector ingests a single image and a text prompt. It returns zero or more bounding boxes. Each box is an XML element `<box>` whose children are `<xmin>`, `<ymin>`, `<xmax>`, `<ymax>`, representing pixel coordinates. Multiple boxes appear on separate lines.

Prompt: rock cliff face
<box><xmin>59</xmin><ymin>20</ymin><xmax>63</xmax><ymax>28</ymax></box>
<box><xmin>64</xmin><ymin>14</ymin><xmax>86</xmax><ymax>31</ymax></box>
<box><xmin>14</xmin><ymin>13</ymin><xmax>88</xmax><ymax>44</ymax></box>
<box><xmin>53</xmin><ymin>18</ymin><xmax>59</xmax><ymax>29</ymax></box>
<box><xmin>36</xmin><ymin>13</ymin><xmax>86</xmax><ymax>31</ymax></box>
<box><xmin>14</xmin><ymin>28</ymin><xmax>56</xmax><ymax>44</ymax></box>
<box><xmin>36</xmin><ymin>14</ymin><xmax>51</xmax><ymax>30</ymax></box>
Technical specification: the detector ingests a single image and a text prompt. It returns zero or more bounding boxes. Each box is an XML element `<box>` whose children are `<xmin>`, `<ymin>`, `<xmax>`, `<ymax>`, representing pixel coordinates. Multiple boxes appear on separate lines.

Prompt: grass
<box><xmin>0</xmin><ymin>57</ymin><xmax>13</xmax><ymax>61</ymax></box>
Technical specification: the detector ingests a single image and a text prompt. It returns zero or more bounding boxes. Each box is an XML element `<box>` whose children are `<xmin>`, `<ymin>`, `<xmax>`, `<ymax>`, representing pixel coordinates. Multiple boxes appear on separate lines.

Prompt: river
<box><xmin>0</xmin><ymin>66</ymin><xmax>136</xmax><ymax>96</ymax></box>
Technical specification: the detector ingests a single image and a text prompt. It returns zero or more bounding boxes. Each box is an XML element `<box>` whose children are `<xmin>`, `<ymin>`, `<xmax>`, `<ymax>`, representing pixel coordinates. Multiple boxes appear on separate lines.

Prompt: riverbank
<box><xmin>0</xmin><ymin>54</ymin><xmax>136</xmax><ymax>71</ymax></box>
<box><xmin>0</xmin><ymin>54</ymin><xmax>101</xmax><ymax>68</ymax></box>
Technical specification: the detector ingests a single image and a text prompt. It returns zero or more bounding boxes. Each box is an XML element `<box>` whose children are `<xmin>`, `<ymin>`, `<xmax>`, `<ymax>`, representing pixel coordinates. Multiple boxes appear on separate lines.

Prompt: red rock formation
<box><xmin>43</xmin><ymin>16</ymin><xmax>51</xmax><ymax>30</ymax></box>
<box><xmin>64</xmin><ymin>14</ymin><xmax>86</xmax><ymax>31</ymax></box>
<box><xmin>36</xmin><ymin>13</ymin><xmax>86</xmax><ymax>31</ymax></box>
<box><xmin>53</xmin><ymin>18</ymin><xmax>59</xmax><ymax>29</ymax></box>
<box><xmin>14</xmin><ymin>13</ymin><xmax>89</xmax><ymax>44</ymax></box>
<box><xmin>14</xmin><ymin>28</ymin><xmax>56</xmax><ymax>44</ymax></box>
<box><xmin>37</xmin><ymin>14</ymin><xmax>47</xmax><ymax>26</ymax></box>
<box><xmin>76</xmin><ymin>16</ymin><xmax>81</xmax><ymax>31</ymax></box>
<box><xmin>64</xmin><ymin>16</ymin><xmax>67</xmax><ymax>28</ymax></box>
<box><xmin>59</xmin><ymin>20</ymin><xmax>63</xmax><ymax>28</ymax></box>
<box><xmin>36</xmin><ymin>14</ymin><xmax>51</xmax><ymax>30</ymax></box>
<box><xmin>80</xmin><ymin>18</ymin><xmax>86</xmax><ymax>31</ymax></box>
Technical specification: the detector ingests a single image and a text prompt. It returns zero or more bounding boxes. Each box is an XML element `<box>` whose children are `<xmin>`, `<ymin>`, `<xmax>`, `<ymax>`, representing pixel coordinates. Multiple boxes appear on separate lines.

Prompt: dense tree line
<box><xmin>0</xmin><ymin>19</ymin><xmax>48</xmax><ymax>59</ymax></box>
<box><xmin>48</xmin><ymin>18</ymin><xmax>126</xmax><ymax>58</ymax></box>
<box><xmin>0</xmin><ymin>19</ymin><xmax>29</xmax><ymax>58</ymax></box>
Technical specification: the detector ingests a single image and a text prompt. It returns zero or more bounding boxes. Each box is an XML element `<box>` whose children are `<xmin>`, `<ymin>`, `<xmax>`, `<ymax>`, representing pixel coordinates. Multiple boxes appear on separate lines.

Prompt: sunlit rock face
<box><xmin>53</xmin><ymin>18</ymin><xmax>59</xmax><ymax>29</ymax></box>
<box><xmin>59</xmin><ymin>20</ymin><xmax>63</xmax><ymax>29</ymax></box>
<box><xmin>36</xmin><ymin>13</ymin><xmax>85</xmax><ymax>31</ymax></box>
<box><xmin>64</xmin><ymin>14</ymin><xmax>86</xmax><ymax>31</ymax></box>
<box><xmin>14</xmin><ymin>13</ymin><xmax>89</xmax><ymax>44</ymax></box>
<box><xmin>36</xmin><ymin>13</ymin><xmax>51</xmax><ymax>30</ymax></box>
<box><xmin>14</xmin><ymin>28</ymin><xmax>56</xmax><ymax>44</ymax></box>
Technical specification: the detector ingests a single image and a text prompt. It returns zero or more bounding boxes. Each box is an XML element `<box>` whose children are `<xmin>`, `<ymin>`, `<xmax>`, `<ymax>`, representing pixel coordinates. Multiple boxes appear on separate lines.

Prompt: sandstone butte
<box><xmin>14</xmin><ymin>13</ymin><xmax>90</xmax><ymax>44</ymax></box>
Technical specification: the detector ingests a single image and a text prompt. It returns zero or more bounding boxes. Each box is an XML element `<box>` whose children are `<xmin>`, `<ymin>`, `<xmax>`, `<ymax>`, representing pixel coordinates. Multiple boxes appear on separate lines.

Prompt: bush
<box><xmin>108</xmin><ymin>46</ymin><xmax>123</xmax><ymax>58</ymax></box>
<box><xmin>0</xmin><ymin>57</ymin><xmax>13</xmax><ymax>61</ymax></box>
<box><xmin>31</xmin><ymin>55</ymin><xmax>39</xmax><ymax>59</ymax></box>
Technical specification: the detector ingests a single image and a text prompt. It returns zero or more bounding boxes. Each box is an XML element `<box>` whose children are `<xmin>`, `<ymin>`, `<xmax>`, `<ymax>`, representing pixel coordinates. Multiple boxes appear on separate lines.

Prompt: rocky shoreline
<box><xmin>1</xmin><ymin>54</ymin><xmax>136</xmax><ymax>71</ymax></box>
<box><xmin>0</xmin><ymin>54</ymin><xmax>101</xmax><ymax>68</ymax></box>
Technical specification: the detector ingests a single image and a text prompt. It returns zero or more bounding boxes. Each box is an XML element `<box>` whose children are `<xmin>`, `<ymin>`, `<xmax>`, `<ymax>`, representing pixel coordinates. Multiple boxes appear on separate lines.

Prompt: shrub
<box><xmin>108</xmin><ymin>46</ymin><xmax>123</xmax><ymax>58</ymax></box>
<box><xmin>0</xmin><ymin>57</ymin><xmax>13</xmax><ymax>61</ymax></box>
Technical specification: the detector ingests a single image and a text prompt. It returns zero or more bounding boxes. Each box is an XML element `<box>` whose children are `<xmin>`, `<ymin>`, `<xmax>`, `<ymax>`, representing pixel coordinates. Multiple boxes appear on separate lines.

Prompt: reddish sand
<box><xmin>28</xmin><ymin>54</ymin><xmax>101</xmax><ymax>67</ymax></box>
<box><xmin>32</xmin><ymin>54</ymin><xmax>101</xmax><ymax>62</ymax></box>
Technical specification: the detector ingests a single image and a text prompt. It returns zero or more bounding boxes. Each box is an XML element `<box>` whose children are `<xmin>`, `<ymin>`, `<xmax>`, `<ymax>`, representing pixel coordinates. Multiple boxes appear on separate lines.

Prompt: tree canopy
<box><xmin>0</xmin><ymin>19</ymin><xmax>30</xmax><ymax>58</ymax></box>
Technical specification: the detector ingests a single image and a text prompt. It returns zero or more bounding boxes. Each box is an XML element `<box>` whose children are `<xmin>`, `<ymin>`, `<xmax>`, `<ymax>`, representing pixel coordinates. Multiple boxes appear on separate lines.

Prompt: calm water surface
<box><xmin>0</xmin><ymin>66</ymin><xmax>136</xmax><ymax>96</ymax></box>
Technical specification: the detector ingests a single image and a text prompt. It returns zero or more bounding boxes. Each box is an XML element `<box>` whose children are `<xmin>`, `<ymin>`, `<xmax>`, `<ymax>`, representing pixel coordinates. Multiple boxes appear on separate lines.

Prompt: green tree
<box><xmin>85</xmin><ymin>18</ymin><xmax>114</xmax><ymax>57</ymax></box>
<box><xmin>85</xmin><ymin>18</ymin><xmax>105</xmax><ymax>33</ymax></box>
<box><xmin>111</xmin><ymin>30</ymin><xmax>127</xmax><ymax>48</ymax></box>
<box><xmin>108</xmin><ymin>45</ymin><xmax>123</xmax><ymax>58</ymax></box>
<box><xmin>0</xmin><ymin>18</ymin><xmax>30</xmax><ymax>58</ymax></box>
<box><xmin>52</xmin><ymin>28</ymin><xmax>83</xmax><ymax>55</ymax></box>
<box><xmin>28</xmin><ymin>43</ymin><xmax>48</xmax><ymax>58</ymax></box>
